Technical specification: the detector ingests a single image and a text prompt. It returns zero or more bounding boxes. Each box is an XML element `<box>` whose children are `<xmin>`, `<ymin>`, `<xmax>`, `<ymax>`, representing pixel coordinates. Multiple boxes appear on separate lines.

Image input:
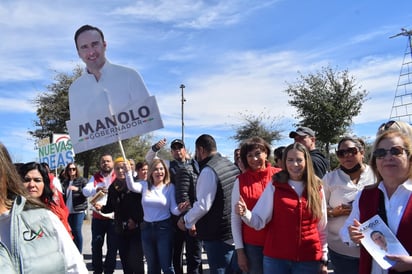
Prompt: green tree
<box><xmin>30</xmin><ymin>67</ymin><xmax>152</xmax><ymax>177</ymax></box>
<box><xmin>232</xmin><ymin>110</ymin><xmax>283</xmax><ymax>146</ymax></box>
<box><xmin>285</xmin><ymin>66</ymin><xmax>368</xmax><ymax>156</ymax></box>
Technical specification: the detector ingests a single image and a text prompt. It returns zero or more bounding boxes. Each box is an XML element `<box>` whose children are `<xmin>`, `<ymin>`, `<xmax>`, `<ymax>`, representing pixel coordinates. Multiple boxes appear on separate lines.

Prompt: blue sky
<box><xmin>1</xmin><ymin>0</ymin><xmax>411</xmax><ymax>163</ymax></box>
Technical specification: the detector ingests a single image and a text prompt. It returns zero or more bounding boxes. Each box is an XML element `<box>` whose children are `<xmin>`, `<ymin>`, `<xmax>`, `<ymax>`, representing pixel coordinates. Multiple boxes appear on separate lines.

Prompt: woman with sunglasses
<box><xmin>62</xmin><ymin>163</ymin><xmax>88</xmax><ymax>252</ymax></box>
<box><xmin>340</xmin><ymin>130</ymin><xmax>412</xmax><ymax>273</ymax></box>
<box><xmin>322</xmin><ymin>137</ymin><xmax>375</xmax><ymax>274</ymax></box>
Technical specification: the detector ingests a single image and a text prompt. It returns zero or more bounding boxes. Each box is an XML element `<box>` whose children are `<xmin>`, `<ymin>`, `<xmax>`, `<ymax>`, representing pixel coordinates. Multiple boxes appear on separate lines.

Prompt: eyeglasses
<box><xmin>68</xmin><ymin>167</ymin><xmax>76</xmax><ymax>171</ymax></box>
<box><xmin>373</xmin><ymin>146</ymin><xmax>408</xmax><ymax>159</ymax></box>
<box><xmin>336</xmin><ymin>147</ymin><xmax>359</xmax><ymax>158</ymax></box>
<box><xmin>23</xmin><ymin>177</ymin><xmax>43</xmax><ymax>183</ymax></box>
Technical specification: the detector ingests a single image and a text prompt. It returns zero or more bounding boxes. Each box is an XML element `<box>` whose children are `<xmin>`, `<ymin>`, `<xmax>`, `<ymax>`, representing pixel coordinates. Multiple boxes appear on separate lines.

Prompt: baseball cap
<box><xmin>289</xmin><ymin>127</ymin><xmax>316</xmax><ymax>138</ymax></box>
<box><xmin>170</xmin><ymin>139</ymin><xmax>185</xmax><ymax>148</ymax></box>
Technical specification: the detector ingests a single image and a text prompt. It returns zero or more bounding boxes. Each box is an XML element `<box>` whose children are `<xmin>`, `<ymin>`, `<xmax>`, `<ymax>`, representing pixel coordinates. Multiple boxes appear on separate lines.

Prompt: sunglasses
<box><xmin>378</xmin><ymin>120</ymin><xmax>400</xmax><ymax>132</ymax></box>
<box><xmin>336</xmin><ymin>147</ymin><xmax>358</xmax><ymax>158</ymax></box>
<box><xmin>68</xmin><ymin>167</ymin><xmax>76</xmax><ymax>171</ymax></box>
<box><xmin>373</xmin><ymin>146</ymin><xmax>408</xmax><ymax>159</ymax></box>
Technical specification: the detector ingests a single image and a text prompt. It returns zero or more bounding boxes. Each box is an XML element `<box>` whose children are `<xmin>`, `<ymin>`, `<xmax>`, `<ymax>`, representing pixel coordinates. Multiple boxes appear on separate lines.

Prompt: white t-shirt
<box><xmin>126</xmin><ymin>172</ymin><xmax>180</xmax><ymax>222</ymax></box>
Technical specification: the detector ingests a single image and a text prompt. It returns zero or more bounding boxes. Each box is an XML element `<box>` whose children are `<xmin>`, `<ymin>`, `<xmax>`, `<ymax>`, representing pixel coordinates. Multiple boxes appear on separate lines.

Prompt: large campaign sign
<box><xmin>66</xmin><ymin>96</ymin><xmax>163</xmax><ymax>154</ymax></box>
<box><xmin>38</xmin><ymin>134</ymin><xmax>74</xmax><ymax>169</ymax></box>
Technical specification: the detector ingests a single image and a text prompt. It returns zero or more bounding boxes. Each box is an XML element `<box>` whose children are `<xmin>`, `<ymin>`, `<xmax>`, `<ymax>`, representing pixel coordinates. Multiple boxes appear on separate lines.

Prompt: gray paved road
<box><xmin>82</xmin><ymin>217</ymin><xmax>123</xmax><ymax>273</ymax></box>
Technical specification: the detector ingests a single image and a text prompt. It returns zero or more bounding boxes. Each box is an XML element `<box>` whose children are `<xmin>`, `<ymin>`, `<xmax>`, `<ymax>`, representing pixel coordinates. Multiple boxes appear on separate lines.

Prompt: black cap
<box><xmin>170</xmin><ymin>139</ymin><xmax>185</xmax><ymax>148</ymax></box>
<box><xmin>289</xmin><ymin>127</ymin><xmax>315</xmax><ymax>138</ymax></box>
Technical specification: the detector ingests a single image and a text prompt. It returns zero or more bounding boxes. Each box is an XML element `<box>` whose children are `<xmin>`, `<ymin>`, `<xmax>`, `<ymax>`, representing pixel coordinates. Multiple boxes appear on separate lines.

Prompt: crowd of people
<box><xmin>3</xmin><ymin>23</ymin><xmax>412</xmax><ymax>274</ymax></box>
<box><xmin>3</xmin><ymin>120</ymin><xmax>412</xmax><ymax>274</ymax></box>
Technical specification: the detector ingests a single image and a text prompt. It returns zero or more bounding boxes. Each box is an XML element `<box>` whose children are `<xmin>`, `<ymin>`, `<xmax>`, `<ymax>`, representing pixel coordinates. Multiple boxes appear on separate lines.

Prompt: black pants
<box><xmin>172</xmin><ymin>220</ymin><xmax>203</xmax><ymax>274</ymax></box>
<box><xmin>117</xmin><ymin>229</ymin><xmax>145</xmax><ymax>274</ymax></box>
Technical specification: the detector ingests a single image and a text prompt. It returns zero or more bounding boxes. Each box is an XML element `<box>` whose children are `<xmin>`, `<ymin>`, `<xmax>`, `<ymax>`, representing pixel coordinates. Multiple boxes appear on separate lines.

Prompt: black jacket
<box><xmin>196</xmin><ymin>153</ymin><xmax>240</xmax><ymax>241</ymax></box>
<box><xmin>310</xmin><ymin>149</ymin><xmax>330</xmax><ymax>178</ymax></box>
<box><xmin>101</xmin><ymin>178</ymin><xmax>143</xmax><ymax>234</ymax></box>
<box><xmin>174</xmin><ymin>159</ymin><xmax>199</xmax><ymax>206</ymax></box>
<box><xmin>62</xmin><ymin>177</ymin><xmax>88</xmax><ymax>212</ymax></box>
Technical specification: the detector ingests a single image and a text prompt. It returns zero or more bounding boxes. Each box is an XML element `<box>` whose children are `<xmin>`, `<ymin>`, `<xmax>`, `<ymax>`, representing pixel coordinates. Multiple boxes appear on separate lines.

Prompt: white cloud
<box><xmin>0</xmin><ymin>96</ymin><xmax>36</xmax><ymax>113</ymax></box>
<box><xmin>0</xmin><ymin>0</ymin><xmax>410</xmax><ymax>163</ymax></box>
<box><xmin>112</xmin><ymin>0</ymin><xmax>278</xmax><ymax>29</ymax></box>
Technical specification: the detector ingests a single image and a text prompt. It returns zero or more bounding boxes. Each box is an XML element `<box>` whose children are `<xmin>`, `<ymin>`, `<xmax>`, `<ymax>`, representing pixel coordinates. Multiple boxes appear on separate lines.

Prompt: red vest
<box><xmin>92</xmin><ymin>171</ymin><xmax>116</xmax><ymax>220</ymax></box>
<box><xmin>359</xmin><ymin>187</ymin><xmax>412</xmax><ymax>274</ymax></box>
<box><xmin>264</xmin><ymin>181</ymin><xmax>322</xmax><ymax>261</ymax></box>
<box><xmin>239</xmin><ymin>164</ymin><xmax>281</xmax><ymax>246</ymax></box>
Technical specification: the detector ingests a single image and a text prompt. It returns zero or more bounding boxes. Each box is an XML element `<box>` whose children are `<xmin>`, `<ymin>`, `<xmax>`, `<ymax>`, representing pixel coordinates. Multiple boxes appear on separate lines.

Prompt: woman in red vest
<box><xmin>235</xmin><ymin>142</ymin><xmax>328</xmax><ymax>274</ymax></box>
<box><xmin>341</xmin><ymin>130</ymin><xmax>412</xmax><ymax>274</ymax></box>
<box><xmin>231</xmin><ymin>137</ymin><xmax>281</xmax><ymax>274</ymax></box>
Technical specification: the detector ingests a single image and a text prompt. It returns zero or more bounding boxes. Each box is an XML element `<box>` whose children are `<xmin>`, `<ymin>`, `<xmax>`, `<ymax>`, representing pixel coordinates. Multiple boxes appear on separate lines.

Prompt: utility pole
<box><xmin>180</xmin><ymin>84</ymin><xmax>186</xmax><ymax>141</ymax></box>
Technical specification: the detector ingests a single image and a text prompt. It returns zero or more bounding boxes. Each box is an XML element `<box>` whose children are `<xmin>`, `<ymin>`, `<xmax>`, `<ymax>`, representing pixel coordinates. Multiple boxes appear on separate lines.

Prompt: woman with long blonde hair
<box><xmin>126</xmin><ymin>158</ymin><xmax>188</xmax><ymax>274</ymax></box>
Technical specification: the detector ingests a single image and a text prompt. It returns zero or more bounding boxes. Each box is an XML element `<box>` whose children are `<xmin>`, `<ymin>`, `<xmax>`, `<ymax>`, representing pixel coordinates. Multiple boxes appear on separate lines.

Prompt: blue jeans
<box><xmin>91</xmin><ymin>218</ymin><xmax>118</xmax><ymax>274</ymax></box>
<box><xmin>328</xmin><ymin>248</ymin><xmax>359</xmax><ymax>274</ymax></box>
<box><xmin>263</xmin><ymin>256</ymin><xmax>321</xmax><ymax>274</ymax></box>
<box><xmin>141</xmin><ymin>218</ymin><xmax>175</xmax><ymax>274</ymax></box>
<box><xmin>244</xmin><ymin>243</ymin><xmax>264</xmax><ymax>274</ymax></box>
<box><xmin>68</xmin><ymin>212</ymin><xmax>85</xmax><ymax>253</ymax></box>
<box><xmin>202</xmin><ymin>240</ymin><xmax>234</xmax><ymax>274</ymax></box>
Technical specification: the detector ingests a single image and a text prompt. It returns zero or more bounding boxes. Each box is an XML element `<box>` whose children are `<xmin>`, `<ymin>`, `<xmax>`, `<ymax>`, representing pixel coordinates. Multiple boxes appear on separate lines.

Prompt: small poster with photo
<box><xmin>89</xmin><ymin>190</ymin><xmax>114</xmax><ymax>219</ymax></box>
<box><xmin>89</xmin><ymin>190</ymin><xmax>106</xmax><ymax>205</ymax></box>
<box><xmin>360</xmin><ymin>214</ymin><xmax>409</xmax><ymax>269</ymax></box>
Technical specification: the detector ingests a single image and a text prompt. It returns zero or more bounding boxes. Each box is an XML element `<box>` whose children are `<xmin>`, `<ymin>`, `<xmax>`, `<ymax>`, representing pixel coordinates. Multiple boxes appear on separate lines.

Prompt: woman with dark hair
<box><xmin>236</xmin><ymin>142</ymin><xmax>328</xmax><ymax>274</ymax></box>
<box><xmin>135</xmin><ymin>161</ymin><xmax>149</xmax><ymax>181</ymax></box>
<box><xmin>62</xmin><ymin>162</ymin><xmax>88</xmax><ymax>252</ymax></box>
<box><xmin>231</xmin><ymin>136</ymin><xmax>281</xmax><ymax>274</ymax></box>
<box><xmin>19</xmin><ymin>162</ymin><xmax>72</xmax><ymax>237</ymax></box>
<box><xmin>0</xmin><ymin>143</ymin><xmax>87</xmax><ymax>273</ymax></box>
<box><xmin>323</xmin><ymin>137</ymin><xmax>375</xmax><ymax>274</ymax></box>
